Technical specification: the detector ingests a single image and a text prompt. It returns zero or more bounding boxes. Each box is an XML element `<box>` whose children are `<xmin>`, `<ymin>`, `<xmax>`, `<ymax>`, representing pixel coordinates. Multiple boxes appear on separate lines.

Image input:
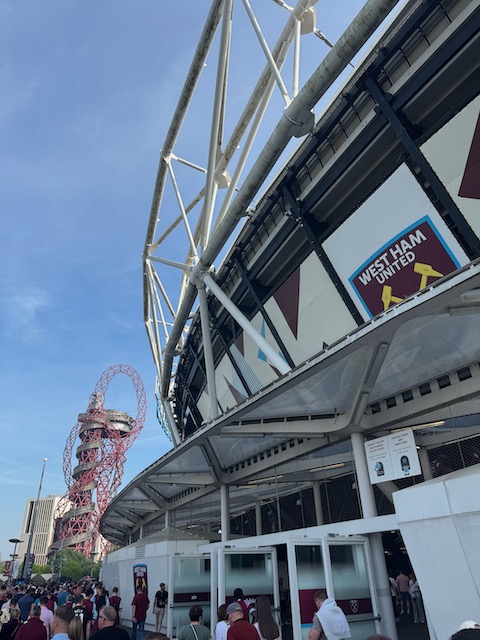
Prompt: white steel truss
<box><xmin>143</xmin><ymin>0</ymin><xmax>402</xmax><ymax>443</ymax></box>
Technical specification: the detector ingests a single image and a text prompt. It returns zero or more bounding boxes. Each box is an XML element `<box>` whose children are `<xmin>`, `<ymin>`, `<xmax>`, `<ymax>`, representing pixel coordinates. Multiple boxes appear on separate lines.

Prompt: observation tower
<box><xmin>53</xmin><ymin>364</ymin><xmax>146</xmax><ymax>557</ymax></box>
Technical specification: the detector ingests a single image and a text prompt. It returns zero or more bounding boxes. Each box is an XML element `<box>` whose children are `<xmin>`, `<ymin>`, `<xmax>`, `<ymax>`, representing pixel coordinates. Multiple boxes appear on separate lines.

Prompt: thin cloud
<box><xmin>1</xmin><ymin>282</ymin><xmax>49</xmax><ymax>342</ymax></box>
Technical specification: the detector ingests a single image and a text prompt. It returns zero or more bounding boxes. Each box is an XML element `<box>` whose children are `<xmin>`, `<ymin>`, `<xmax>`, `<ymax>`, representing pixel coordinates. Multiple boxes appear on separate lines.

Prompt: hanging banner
<box><xmin>133</xmin><ymin>564</ymin><xmax>148</xmax><ymax>592</ymax></box>
<box><xmin>364</xmin><ymin>429</ymin><xmax>422</xmax><ymax>484</ymax></box>
<box><xmin>24</xmin><ymin>554</ymin><xmax>35</xmax><ymax>581</ymax></box>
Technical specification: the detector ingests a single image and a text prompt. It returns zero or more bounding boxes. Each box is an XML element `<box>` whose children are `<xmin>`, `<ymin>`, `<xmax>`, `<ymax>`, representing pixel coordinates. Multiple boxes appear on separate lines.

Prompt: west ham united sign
<box><xmin>349</xmin><ymin>216</ymin><xmax>460</xmax><ymax>318</ymax></box>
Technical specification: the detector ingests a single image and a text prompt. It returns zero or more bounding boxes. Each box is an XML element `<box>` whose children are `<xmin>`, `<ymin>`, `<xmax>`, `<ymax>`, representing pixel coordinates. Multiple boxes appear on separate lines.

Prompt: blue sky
<box><xmin>0</xmin><ymin>0</ymin><xmax>380</xmax><ymax>562</ymax></box>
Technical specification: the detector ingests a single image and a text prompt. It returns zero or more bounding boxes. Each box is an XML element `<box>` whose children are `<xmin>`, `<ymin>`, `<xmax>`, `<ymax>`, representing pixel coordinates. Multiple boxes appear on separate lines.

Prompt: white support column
<box><xmin>202</xmin><ymin>272</ymin><xmax>291</xmax><ymax>375</ymax></box>
<box><xmin>321</xmin><ymin>536</ymin><xmax>334</xmax><ymax>597</ymax></box>
<box><xmin>351</xmin><ymin>432</ymin><xmax>376</xmax><ymax>518</ymax></box>
<box><xmin>218</xmin><ymin>547</ymin><xmax>226</xmax><ymax>609</ymax></box>
<box><xmin>313</xmin><ymin>481</ymin><xmax>324</xmax><ymax>525</ymax></box>
<box><xmin>198</xmin><ymin>282</ymin><xmax>220</xmax><ymax>419</ymax></box>
<box><xmin>220</xmin><ymin>484</ymin><xmax>230</xmax><ymax>542</ymax></box>
<box><xmin>210</xmin><ymin>548</ymin><xmax>218</xmax><ymax>636</ymax></box>
<box><xmin>164</xmin><ymin>510</ymin><xmax>171</xmax><ymax>529</ymax></box>
<box><xmin>167</xmin><ymin>552</ymin><xmax>175</xmax><ymax>640</ymax></box>
<box><xmin>255</xmin><ymin>501</ymin><xmax>262</xmax><ymax>536</ymax></box>
<box><xmin>351</xmin><ymin>432</ymin><xmax>398</xmax><ymax>640</ymax></box>
<box><xmin>418</xmin><ymin>446</ymin><xmax>433</xmax><ymax>480</ymax></box>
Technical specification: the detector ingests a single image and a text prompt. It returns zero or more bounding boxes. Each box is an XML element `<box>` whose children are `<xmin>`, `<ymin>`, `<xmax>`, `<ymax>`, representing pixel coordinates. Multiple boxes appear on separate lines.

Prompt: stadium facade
<box><xmin>100</xmin><ymin>1</ymin><xmax>480</xmax><ymax>639</ymax></box>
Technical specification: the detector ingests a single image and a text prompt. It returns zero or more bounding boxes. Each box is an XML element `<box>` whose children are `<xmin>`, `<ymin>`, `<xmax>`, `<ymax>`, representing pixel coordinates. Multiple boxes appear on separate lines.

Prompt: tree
<box><xmin>52</xmin><ymin>550</ymin><xmax>96</xmax><ymax>582</ymax></box>
<box><xmin>32</xmin><ymin>563</ymin><xmax>52</xmax><ymax>574</ymax></box>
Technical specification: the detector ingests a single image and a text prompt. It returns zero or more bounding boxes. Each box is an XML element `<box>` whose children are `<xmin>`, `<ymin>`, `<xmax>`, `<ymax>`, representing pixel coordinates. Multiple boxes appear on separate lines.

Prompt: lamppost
<box><xmin>8</xmin><ymin>538</ymin><xmax>22</xmax><ymax>585</ymax></box>
<box><xmin>22</xmin><ymin>457</ymin><xmax>48</xmax><ymax>582</ymax></box>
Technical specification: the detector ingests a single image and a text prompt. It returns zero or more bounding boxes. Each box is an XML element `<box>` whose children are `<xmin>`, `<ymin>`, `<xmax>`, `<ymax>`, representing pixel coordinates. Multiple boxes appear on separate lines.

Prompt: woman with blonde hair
<box><xmin>254</xmin><ymin>596</ymin><xmax>281</xmax><ymax>640</ymax></box>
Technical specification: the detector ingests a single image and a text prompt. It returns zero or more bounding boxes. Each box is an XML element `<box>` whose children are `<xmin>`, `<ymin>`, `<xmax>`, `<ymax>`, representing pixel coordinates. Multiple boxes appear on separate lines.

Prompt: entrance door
<box><xmin>168</xmin><ymin>555</ymin><xmax>211</xmax><ymax>639</ymax></box>
<box><xmin>287</xmin><ymin>536</ymin><xmax>379</xmax><ymax>640</ymax></box>
<box><xmin>216</xmin><ymin>547</ymin><xmax>279</xmax><ymax>623</ymax></box>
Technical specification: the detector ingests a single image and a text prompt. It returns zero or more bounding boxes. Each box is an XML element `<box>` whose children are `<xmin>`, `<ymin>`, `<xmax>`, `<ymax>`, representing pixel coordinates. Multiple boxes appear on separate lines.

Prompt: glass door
<box><xmin>168</xmin><ymin>555</ymin><xmax>211</xmax><ymax>639</ymax></box>
<box><xmin>287</xmin><ymin>536</ymin><xmax>378</xmax><ymax>640</ymax></box>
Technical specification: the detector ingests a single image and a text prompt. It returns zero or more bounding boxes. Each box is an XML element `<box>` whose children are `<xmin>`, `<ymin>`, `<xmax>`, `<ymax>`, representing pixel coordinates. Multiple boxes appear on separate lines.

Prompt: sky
<box><xmin>0</xmin><ymin>0</ymin><xmax>395</xmax><ymax>562</ymax></box>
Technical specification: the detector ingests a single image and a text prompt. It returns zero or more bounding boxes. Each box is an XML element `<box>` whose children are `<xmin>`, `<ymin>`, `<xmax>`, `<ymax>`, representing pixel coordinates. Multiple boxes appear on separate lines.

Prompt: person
<box><xmin>0</xmin><ymin>607</ymin><xmax>10</xmax><ymax>626</ymax></box>
<box><xmin>39</xmin><ymin>596</ymin><xmax>55</xmax><ymax>637</ymax></box>
<box><xmin>74</xmin><ymin>586</ymin><xmax>85</xmax><ymax>599</ymax></box>
<box><xmin>450</xmin><ymin>632</ymin><xmax>480</xmax><ymax>640</ymax></box>
<box><xmin>365</xmin><ymin>636</ymin><xmax>393</xmax><ymax>640</ymax></box>
<box><xmin>177</xmin><ymin>605</ymin><xmax>211</xmax><ymax>640</ymax></box>
<box><xmin>226</xmin><ymin>602</ymin><xmax>258</xmax><ymax>640</ymax></box>
<box><xmin>0</xmin><ymin>608</ymin><xmax>20</xmax><ymax>640</ymax></box>
<box><xmin>46</xmin><ymin>593</ymin><xmax>57</xmax><ymax>613</ymax></box>
<box><xmin>408</xmin><ymin>573</ymin><xmax>425</xmax><ymax>624</ymax></box>
<box><xmin>233</xmin><ymin>589</ymin><xmax>254</xmax><ymax>623</ymax></box>
<box><xmin>1</xmin><ymin>594</ymin><xmax>13</xmax><ymax>612</ymax></box>
<box><xmin>91</xmin><ymin>586</ymin><xmax>109</xmax><ymax>636</ymax></box>
<box><xmin>254</xmin><ymin>595</ymin><xmax>281</xmax><ymax>640</ymax></box>
<box><xmin>84</xmin><ymin>589</ymin><xmax>94</xmax><ymax>625</ymax></box>
<box><xmin>72</xmin><ymin>594</ymin><xmax>92</xmax><ymax>640</ymax></box>
<box><xmin>89</xmin><ymin>606</ymin><xmax>129</xmax><ymax>640</ymax></box>
<box><xmin>387</xmin><ymin>575</ymin><xmax>400</xmax><ymax>623</ymax></box>
<box><xmin>108</xmin><ymin>589</ymin><xmax>121</xmax><ymax>625</ymax></box>
<box><xmin>460</xmin><ymin>622</ymin><xmax>480</xmax><ymax>630</ymax></box>
<box><xmin>18</xmin><ymin>589</ymin><xmax>35</xmax><ymax>622</ymax></box>
<box><xmin>308</xmin><ymin>589</ymin><xmax>350</xmax><ymax>640</ymax></box>
<box><xmin>215</xmin><ymin>604</ymin><xmax>229</xmax><ymax>640</ymax></box>
<box><xmin>50</xmin><ymin>605</ymin><xmax>82</xmax><ymax>640</ymax></box>
<box><xmin>16</xmin><ymin>605</ymin><xmax>47</xmax><ymax>640</ymax></box>
<box><xmin>56</xmin><ymin>587</ymin><xmax>70</xmax><ymax>608</ymax></box>
<box><xmin>131</xmin><ymin>587</ymin><xmax>150</xmax><ymax>640</ymax></box>
<box><xmin>153</xmin><ymin>583</ymin><xmax>168</xmax><ymax>633</ymax></box>
<box><xmin>12</xmin><ymin>588</ymin><xmax>25</xmax><ymax>607</ymax></box>
<box><xmin>395</xmin><ymin>570</ymin><xmax>410</xmax><ymax>616</ymax></box>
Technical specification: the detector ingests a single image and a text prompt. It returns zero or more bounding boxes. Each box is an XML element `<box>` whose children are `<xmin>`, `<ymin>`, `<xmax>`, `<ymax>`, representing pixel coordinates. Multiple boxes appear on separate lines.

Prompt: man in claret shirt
<box><xmin>131</xmin><ymin>587</ymin><xmax>150</xmax><ymax>640</ymax></box>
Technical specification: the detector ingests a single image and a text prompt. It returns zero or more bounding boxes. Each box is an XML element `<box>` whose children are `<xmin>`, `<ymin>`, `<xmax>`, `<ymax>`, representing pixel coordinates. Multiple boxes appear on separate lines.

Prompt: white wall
<box><xmin>393</xmin><ymin>465</ymin><xmax>480</xmax><ymax>640</ymax></box>
<box><xmin>101</xmin><ymin>535</ymin><xmax>208</xmax><ymax>631</ymax></box>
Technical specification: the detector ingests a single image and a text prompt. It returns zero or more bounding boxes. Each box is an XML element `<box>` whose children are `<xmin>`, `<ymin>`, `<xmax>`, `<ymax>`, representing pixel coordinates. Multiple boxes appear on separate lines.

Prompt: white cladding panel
<box><xmin>322</xmin><ymin>164</ymin><xmax>469</xmax><ymax>320</ymax></box>
<box><xmin>263</xmin><ymin>252</ymin><xmax>357</xmax><ymax>365</ymax></box>
<box><xmin>214</xmin><ymin>352</ymin><xmax>249</xmax><ymax>411</ymax></box>
<box><xmin>198</xmin><ymin>252</ymin><xmax>356</xmax><ymax>418</ymax></box>
<box><xmin>421</xmin><ymin>95</ymin><xmax>480</xmax><ymax>239</ymax></box>
<box><xmin>394</xmin><ymin>466</ymin><xmax>480</xmax><ymax>640</ymax></box>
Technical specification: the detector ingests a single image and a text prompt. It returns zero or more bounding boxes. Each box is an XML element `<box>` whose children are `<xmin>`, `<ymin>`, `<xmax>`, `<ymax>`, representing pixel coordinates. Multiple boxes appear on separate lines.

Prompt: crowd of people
<box><xmin>1</xmin><ymin>579</ymin><xmax>479</xmax><ymax>640</ymax></box>
<box><xmin>0</xmin><ymin>580</ymin><xmax>124</xmax><ymax>640</ymax></box>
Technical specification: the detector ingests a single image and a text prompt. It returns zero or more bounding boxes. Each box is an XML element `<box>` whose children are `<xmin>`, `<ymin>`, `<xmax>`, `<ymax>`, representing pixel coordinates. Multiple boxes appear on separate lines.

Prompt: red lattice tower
<box><xmin>55</xmin><ymin>364</ymin><xmax>146</xmax><ymax>558</ymax></box>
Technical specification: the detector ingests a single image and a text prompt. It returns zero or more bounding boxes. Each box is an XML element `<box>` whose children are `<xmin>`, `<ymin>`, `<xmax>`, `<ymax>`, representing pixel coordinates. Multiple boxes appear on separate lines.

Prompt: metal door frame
<box><xmin>286</xmin><ymin>534</ymin><xmax>380</xmax><ymax>639</ymax></box>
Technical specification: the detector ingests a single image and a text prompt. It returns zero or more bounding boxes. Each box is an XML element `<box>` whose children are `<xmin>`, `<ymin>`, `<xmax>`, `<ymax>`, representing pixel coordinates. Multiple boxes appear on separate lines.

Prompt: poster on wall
<box><xmin>364</xmin><ymin>429</ymin><xmax>421</xmax><ymax>484</ymax></box>
<box><xmin>322</xmin><ymin>164</ymin><xmax>469</xmax><ymax>320</ymax></box>
<box><xmin>133</xmin><ymin>564</ymin><xmax>148</xmax><ymax>592</ymax></box>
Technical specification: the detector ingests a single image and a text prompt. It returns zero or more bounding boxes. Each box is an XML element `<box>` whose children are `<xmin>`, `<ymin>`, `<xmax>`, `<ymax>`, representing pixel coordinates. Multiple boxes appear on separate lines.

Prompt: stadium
<box><xmin>99</xmin><ymin>1</ymin><xmax>480</xmax><ymax>639</ymax></box>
